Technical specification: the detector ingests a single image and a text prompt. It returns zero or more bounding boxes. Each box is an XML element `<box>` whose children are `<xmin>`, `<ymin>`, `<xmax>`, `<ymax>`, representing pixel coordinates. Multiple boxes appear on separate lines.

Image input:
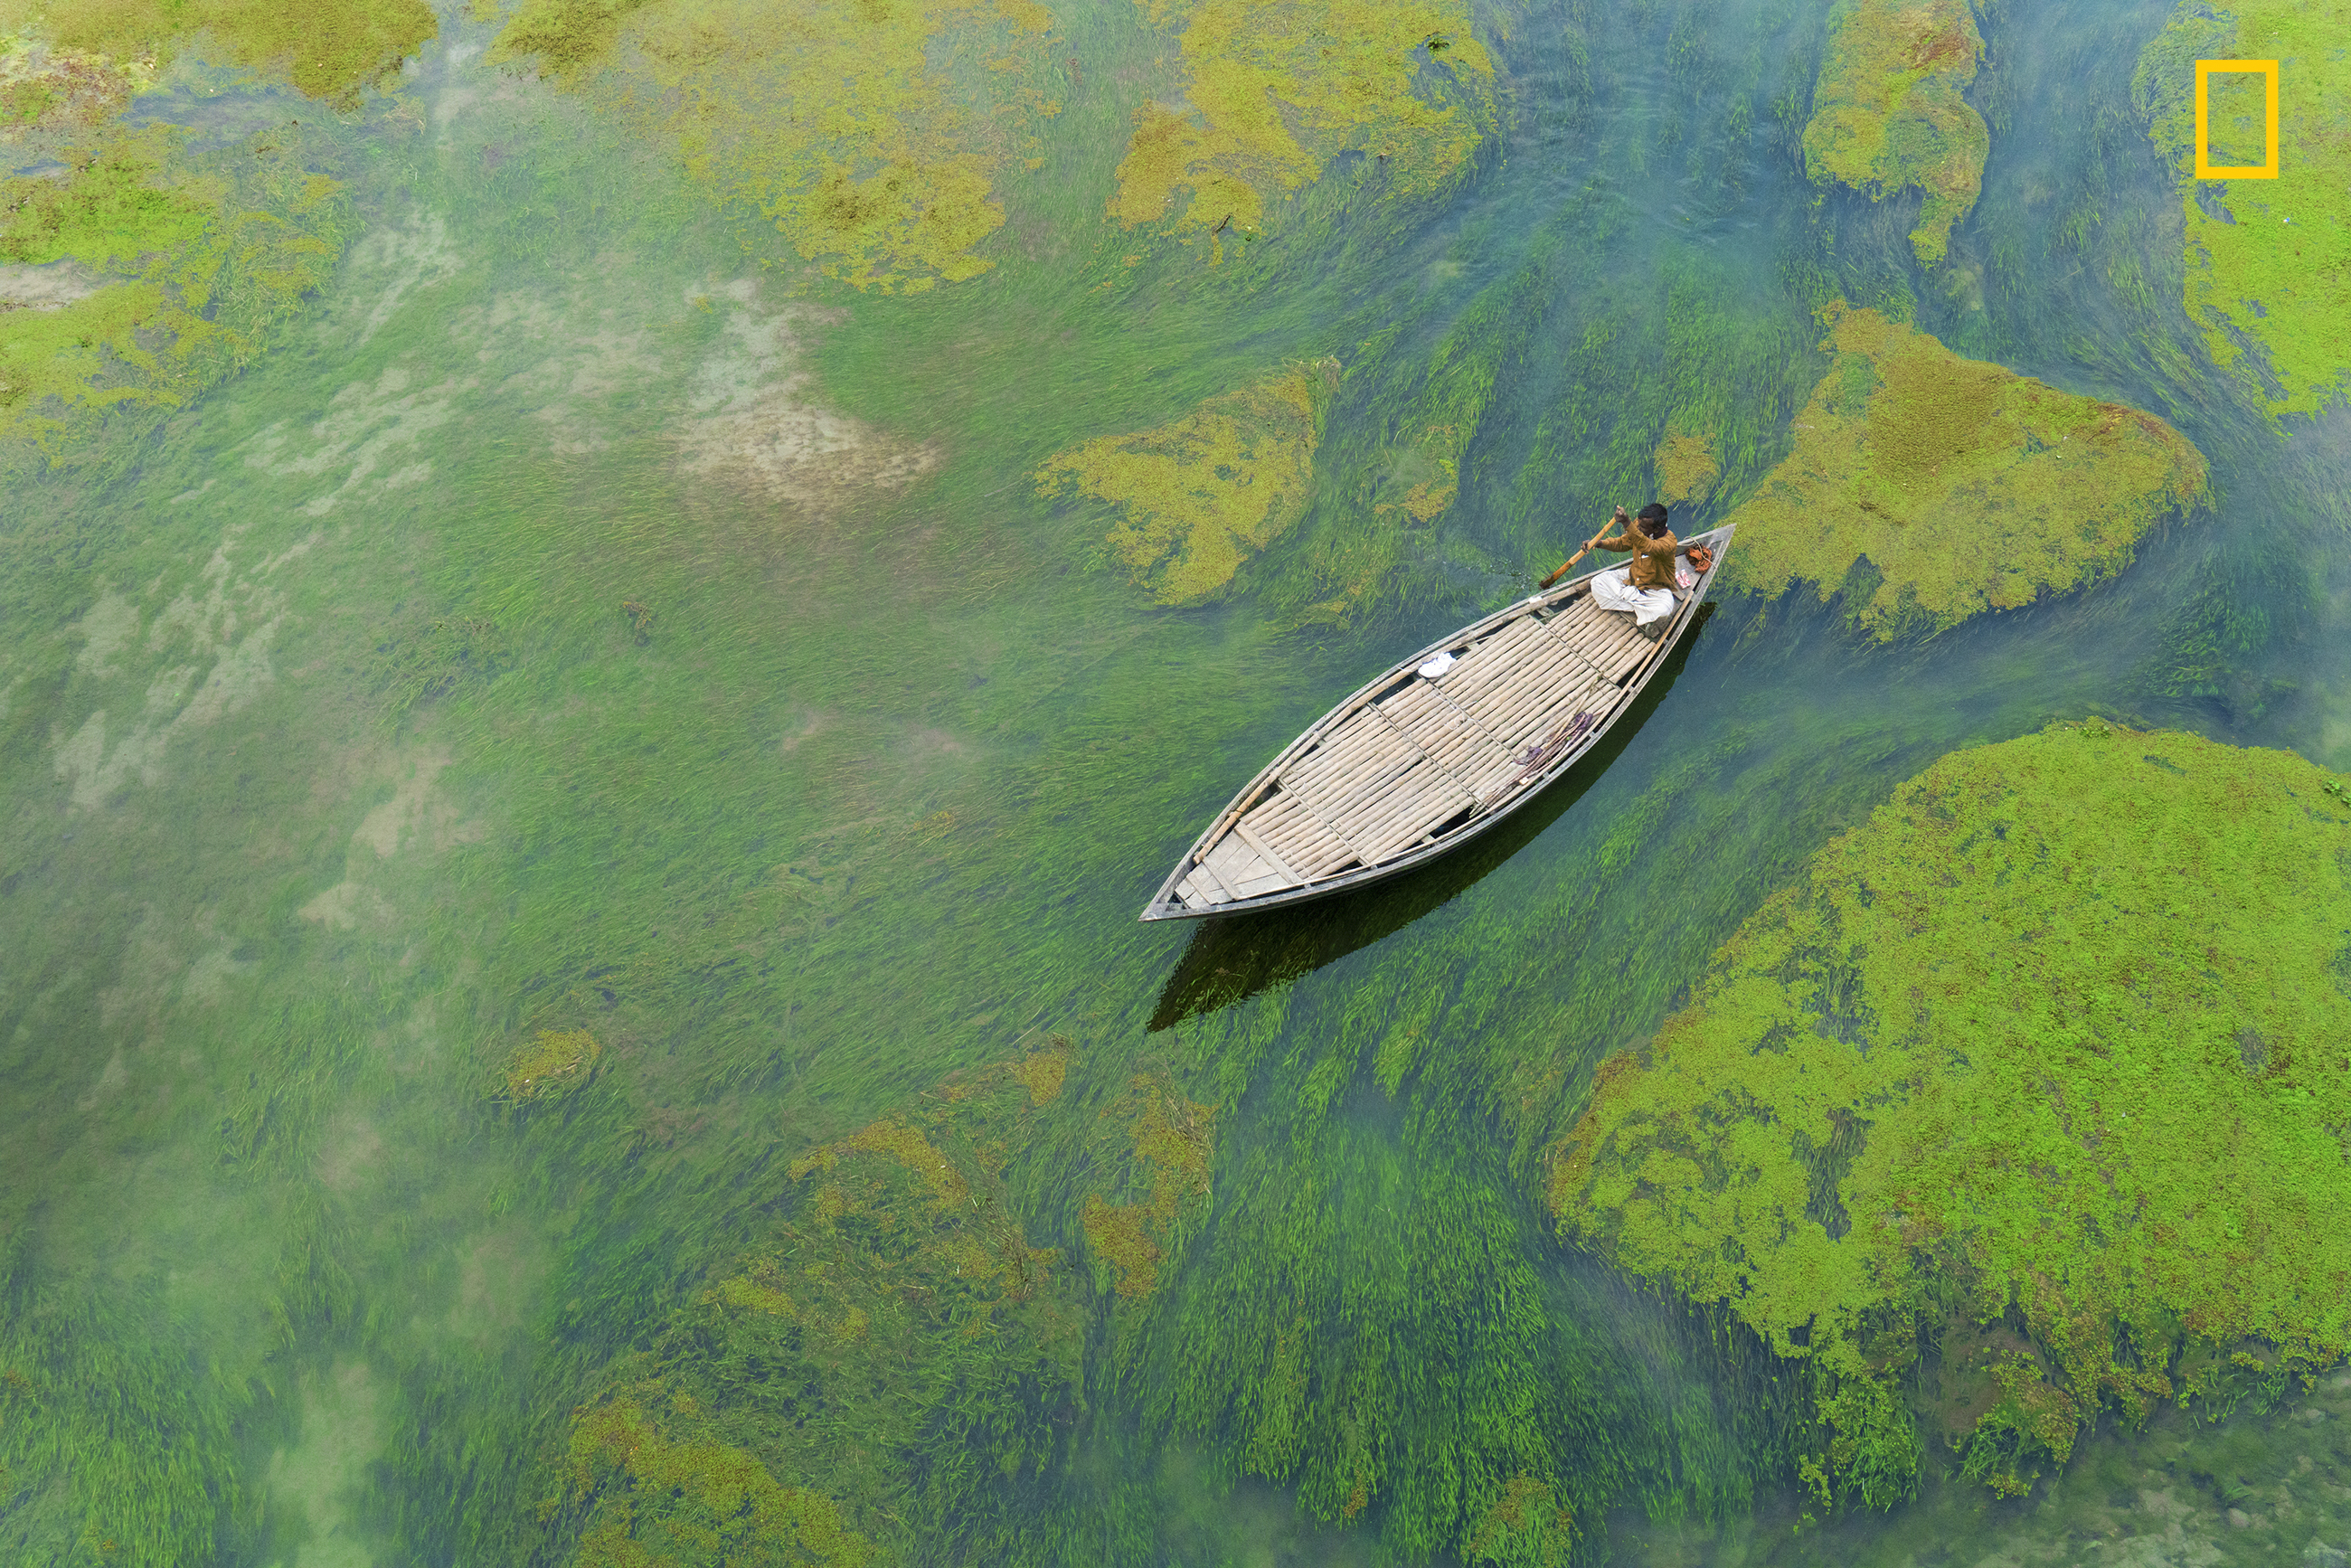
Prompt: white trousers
<box><xmin>1591</xmin><ymin>565</ymin><xmax>1677</xmax><ymax>626</ymax></box>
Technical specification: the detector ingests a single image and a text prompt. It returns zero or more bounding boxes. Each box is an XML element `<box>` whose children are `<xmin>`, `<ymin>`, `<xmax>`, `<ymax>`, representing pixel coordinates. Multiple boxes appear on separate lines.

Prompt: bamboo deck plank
<box><xmin>1232</xmin><ymin>820</ymin><xmax>1307</xmax><ymax>887</ymax></box>
<box><xmin>1553</xmin><ymin>619</ymin><xmax>1635</xmax><ymax>677</ymax></box>
<box><xmin>1495</xmin><ymin>682</ymin><xmax>1610</xmax><ymax>760</ymax></box>
<box><xmin>1281</xmin><ymin>708</ymin><xmax>1390</xmax><ymax>789</ymax></box>
<box><xmin>1365</xmin><ymin>694</ymin><xmax>1496</xmax><ymax>817</ymax></box>
<box><xmin>1204</xmin><ymin>836</ymin><xmax>1270</xmax><ymax>891</ymax></box>
<box><xmin>1248</xmin><ymin>789</ymin><xmax>1336</xmax><ymax>849</ymax></box>
<box><xmin>1288</xmin><ymin>724</ymin><xmax>1421</xmax><ymax>825</ymax></box>
<box><xmin>1333</xmin><ymin>760</ymin><xmax>1473</xmax><ymax>852</ymax></box>
<box><xmin>1425</xmin><ymin>682</ymin><xmax>1516</xmax><ymax>764</ymax></box>
<box><xmin>1484</xmin><ymin>616</ymin><xmax>1586</xmax><ymax>691</ymax></box>
<box><xmin>1186</xmin><ymin>858</ymin><xmax>1235</xmax><ymax>903</ymax></box>
<box><xmin>1327</xmin><ymin>768</ymin><xmax>1439</xmax><ymax>844</ymax></box>
<box><xmin>1360</xmin><ymin>785</ymin><xmax>1477</xmax><ymax>864</ymax></box>
<box><xmin>1379</xmin><ymin>685</ymin><xmax>1515</xmax><ymax>784</ymax></box>
<box><xmin>1486</xmin><ymin>675</ymin><xmax>1608</xmax><ymax>760</ymax></box>
<box><xmin>1589</xmin><ymin>646</ymin><xmax>1638</xmax><ymax>687</ymax></box>
<box><xmin>1246</xmin><ymin>789</ymin><xmax>1364</xmax><ymax>878</ymax></box>
<box><xmin>1425</xmin><ymin>622</ymin><xmax>1540</xmax><ymax>712</ymax></box>
<box><xmin>1375</xmin><ymin>786</ymin><xmax>1474</xmax><ymax>858</ymax></box>
<box><xmin>1546</xmin><ymin>601</ymin><xmax>1653</xmax><ymax>685</ymax></box>
<box><xmin>1298</xmin><ymin>751</ymin><xmax>1417</xmax><ymax>829</ymax></box>
<box><xmin>1588</xmin><ymin>628</ymin><xmax>1648</xmax><ymax>685</ymax></box>
<box><xmin>1453</xmin><ymin>638</ymin><xmax>1592</xmax><ymax>743</ymax></box>
<box><xmin>1289</xmin><ymin>705</ymin><xmax>1412</xmax><ymax>790</ymax></box>
<box><xmin>1482</xmin><ymin>635</ymin><xmax>1609</xmax><ymax>719</ymax></box>
<box><xmin>1327</xmin><ymin>766</ymin><xmax>1430</xmax><ymax>836</ymax></box>
<box><xmin>1502</xmin><ymin>686</ymin><xmax>1613</xmax><ymax>759</ymax></box>
<box><xmin>1466</xmin><ymin>626</ymin><xmax>1591</xmax><ymax>714</ymax></box>
<box><xmin>1543</xmin><ymin>597</ymin><xmax>1610</xmax><ymax>640</ymax></box>
<box><xmin>1472</xmin><ymin>689</ymin><xmax>1627</xmax><ymax>808</ymax></box>
<box><xmin>1281</xmin><ymin>760</ymin><xmax>1398</xmax><ymax>834</ymax></box>
<box><xmin>1439</xmin><ymin>625</ymin><xmax>1570</xmax><ymax>700</ymax></box>
<box><xmin>1266</xmin><ymin>788</ymin><xmax>1364</xmax><ymax>869</ymax></box>
<box><xmin>1530</xmin><ymin>609</ymin><xmax>1614</xmax><ymax>685</ymax></box>
<box><xmin>1438</xmin><ymin>618</ymin><xmax>1548</xmax><ymax>704</ymax></box>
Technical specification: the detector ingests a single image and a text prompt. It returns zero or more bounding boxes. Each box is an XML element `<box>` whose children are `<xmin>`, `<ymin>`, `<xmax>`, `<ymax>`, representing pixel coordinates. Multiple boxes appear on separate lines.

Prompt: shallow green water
<box><xmin>2</xmin><ymin>0</ymin><xmax>2347</xmax><ymax>1563</ymax></box>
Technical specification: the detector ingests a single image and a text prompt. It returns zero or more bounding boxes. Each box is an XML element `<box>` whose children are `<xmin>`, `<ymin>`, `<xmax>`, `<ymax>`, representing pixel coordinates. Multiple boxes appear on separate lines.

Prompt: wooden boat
<box><xmin>1140</xmin><ymin>524</ymin><xmax>1734</xmax><ymax>921</ymax></box>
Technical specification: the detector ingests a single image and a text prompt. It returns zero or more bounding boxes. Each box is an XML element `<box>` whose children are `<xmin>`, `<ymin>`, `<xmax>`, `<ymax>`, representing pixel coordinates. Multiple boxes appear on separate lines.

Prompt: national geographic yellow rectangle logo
<box><xmin>2194</xmin><ymin>60</ymin><xmax>2280</xmax><ymax>179</ymax></box>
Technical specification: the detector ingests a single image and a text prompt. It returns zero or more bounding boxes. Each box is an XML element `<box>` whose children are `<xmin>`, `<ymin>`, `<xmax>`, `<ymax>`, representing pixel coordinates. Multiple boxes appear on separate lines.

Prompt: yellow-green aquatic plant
<box><xmin>1651</xmin><ymin>421</ymin><xmax>1721</xmax><ymax>507</ymax></box>
<box><xmin>1721</xmin><ymin>302</ymin><xmax>2206</xmax><ymax>638</ymax></box>
<box><xmin>0</xmin><ymin>2</ymin><xmax>407</xmax><ymax>460</ymax></box>
<box><xmin>553</xmin><ymin>1044</ymin><xmax>1087</xmax><ymax>1557</ymax></box>
<box><xmin>562</xmin><ymin>1390</ymin><xmax>877</xmax><ymax>1567</ymax></box>
<box><xmin>1463</xmin><ymin>1473</ymin><xmax>1576</xmax><ymax>1566</ymax></box>
<box><xmin>1801</xmin><ymin>0</ymin><xmax>1987</xmax><ymax>265</ymax></box>
<box><xmin>501</xmin><ymin>1027</ymin><xmax>601</xmax><ymax>1101</ymax></box>
<box><xmin>1110</xmin><ymin>0</ymin><xmax>1496</xmax><ymax>245</ymax></box>
<box><xmin>2133</xmin><ymin>0</ymin><xmax>2351</xmax><ymax>417</ymax></box>
<box><xmin>0</xmin><ymin>37</ymin><xmax>153</xmax><ymax>134</ymax></box>
<box><xmin>489</xmin><ymin>0</ymin><xmax>1062</xmax><ymax>292</ymax></box>
<box><xmin>0</xmin><ymin>122</ymin><xmax>349</xmax><ymax>454</ymax></box>
<box><xmin>0</xmin><ymin>0</ymin><xmax>435</xmax><ymax>104</ymax></box>
<box><xmin>1081</xmin><ymin>1069</ymin><xmax>1215</xmax><ymax>1299</ymax></box>
<box><xmin>1035</xmin><ymin>358</ymin><xmax>1336</xmax><ymax>604</ymax></box>
<box><xmin>1373</xmin><ymin>419</ymin><xmax>1468</xmax><ymax>524</ymax></box>
<box><xmin>1551</xmin><ymin>722</ymin><xmax>2351</xmax><ymax>1505</ymax></box>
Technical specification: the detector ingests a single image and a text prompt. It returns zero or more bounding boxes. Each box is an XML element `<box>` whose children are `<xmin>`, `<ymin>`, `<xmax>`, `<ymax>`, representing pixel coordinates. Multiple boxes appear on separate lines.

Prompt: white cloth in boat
<box><xmin>1591</xmin><ymin>563</ymin><xmax>1677</xmax><ymax>625</ymax></box>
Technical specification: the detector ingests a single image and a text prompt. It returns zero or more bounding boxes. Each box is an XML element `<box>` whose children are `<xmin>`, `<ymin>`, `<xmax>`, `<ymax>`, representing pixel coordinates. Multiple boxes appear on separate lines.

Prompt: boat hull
<box><xmin>1139</xmin><ymin>525</ymin><xmax>1734</xmax><ymax>921</ymax></box>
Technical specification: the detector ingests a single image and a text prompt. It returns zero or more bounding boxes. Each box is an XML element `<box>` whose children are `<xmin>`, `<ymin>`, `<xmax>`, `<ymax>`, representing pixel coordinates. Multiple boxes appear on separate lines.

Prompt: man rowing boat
<box><xmin>1590</xmin><ymin>503</ymin><xmax>1681</xmax><ymax>633</ymax></box>
<box><xmin>1536</xmin><ymin>501</ymin><xmax>1714</xmax><ymax>635</ymax></box>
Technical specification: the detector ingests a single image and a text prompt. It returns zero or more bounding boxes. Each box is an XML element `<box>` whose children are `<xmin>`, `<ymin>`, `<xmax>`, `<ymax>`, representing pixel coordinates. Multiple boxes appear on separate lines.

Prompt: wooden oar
<box><xmin>1538</xmin><ymin>507</ymin><xmax>1628</xmax><ymax>590</ymax></box>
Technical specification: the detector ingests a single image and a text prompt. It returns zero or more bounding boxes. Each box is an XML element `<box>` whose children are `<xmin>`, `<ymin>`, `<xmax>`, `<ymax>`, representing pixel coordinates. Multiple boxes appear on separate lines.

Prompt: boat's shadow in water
<box><xmin>1147</xmin><ymin>603</ymin><xmax>1718</xmax><ymax>1034</ymax></box>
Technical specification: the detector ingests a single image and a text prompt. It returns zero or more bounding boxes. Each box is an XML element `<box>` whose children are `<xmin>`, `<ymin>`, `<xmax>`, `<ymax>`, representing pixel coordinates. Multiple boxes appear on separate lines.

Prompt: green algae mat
<box><xmin>1554</xmin><ymin>723</ymin><xmax>2351</xmax><ymax>1508</ymax></box>
<box><xmin>2</xmin><ymin>0</ymin><xmax>2350</xmax><ymax>1564</ymax></box>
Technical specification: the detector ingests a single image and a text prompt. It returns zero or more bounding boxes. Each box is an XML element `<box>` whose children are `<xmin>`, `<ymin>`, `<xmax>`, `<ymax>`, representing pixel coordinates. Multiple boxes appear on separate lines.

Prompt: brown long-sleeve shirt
<box><xmin>1596</xmin><ymin>525</ymin><xmax>1679</xmax><ymax>590</ymax></box>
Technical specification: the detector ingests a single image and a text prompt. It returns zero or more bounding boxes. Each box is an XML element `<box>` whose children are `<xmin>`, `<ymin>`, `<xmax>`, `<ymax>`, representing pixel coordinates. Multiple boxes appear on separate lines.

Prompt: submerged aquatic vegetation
<box><xmin>1801</xmin><ymin>0</ymin><xmax>1986</xmax><ymax>265</ymax></box>
<box><xmin>0</xmin><ymin>0</ymin><xmax>418</xmax><ymax>462</ymax></box>
<box><xmin>669</xmin><ymin>284</ymin><xmax>941</xmax><ymax>507</ymax></box>
<box><xmin>0</xmin><ymin>37</ymin><xmax>154</xmax><ymax>135</ymax></box>
<box><xmin>1651</xmin><ymin>422</ymin><xmax>1722</xmax><ymax>508</ymax></box>
<box><xmin>1373</xmin><ymin>419</ymin><xmax>1469</xmax><ymax>524</ymax></box>
<box><xmin>552</xmin><ymin>1044</ymin><xmax>1088</xmax><ymax>1561</ymax></box>
<box><xmin>562</xmin><ymin>1394</ymin><xmax>875</xmax><ymax>1567</ymax></box>
<box><xmin>377</xmin><ymin>614</ymin><xmax>512</xmax><ymax>723</ymax></box>
<box><xmin>1106</xmin><ymin>1038</ymin><xmax>1759</xmax><ymax>1567</ymax></box>
<box><xmin>0</xmin><ymin>0</ymin><xmax>435</xmax><ymax>104</ymax></box>
<box><xmin>1721</xmin><ymin>302</ymin><xmax>2207</xmax><ymax>638</ymax></box>
<box><xmin>1551</xmin><ymin>723</ymin><xmax>2351</xmax><ymax>1507</ymax></box>
<box><xmin>0</xmin><ymin>121</ymin><xmax>349</xmax><ymax>458</ymax></box>
<box><xmin>5</xmin><ymin>5</ymin><xmax>2348</xmax><ymax>1567</ymax></box>
<box><xmin>1034</xmin><ymin>358</ymin><xmax>1336</xmax><ymax>604</ymax></box>
<box><xmin>2132</xmin><ymin>0</ymin><xmax>2351</xmax><ymax>417</ymax></box>
<box><xmin>490</xmin><ymin>0</ymin><xmax>1062</xmax><ymax>292</ymax></box>
<box><xmin>1110</xmin><ymin>0</ymin><xmax>1496</xmax><ymax>245</ymax></box>
<box><xmin>1081</xmin><ymin>1068</ymin><xmax>1215</xmax><ymax>1299</ymax></box>
<box><xmin>500</xmin><ymin>1027</ymin><xmax>601</xmax><ymax>1101</ymax></box>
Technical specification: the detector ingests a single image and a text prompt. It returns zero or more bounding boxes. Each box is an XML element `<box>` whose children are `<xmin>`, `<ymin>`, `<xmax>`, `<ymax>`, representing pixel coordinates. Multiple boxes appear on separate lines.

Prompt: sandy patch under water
<box><xmin>673</xmin><ymin>279</ymin><xmax>939</xmax><ymax>511</ymax></box>
<box><xmin>53</xmin><ymin>537</ymin><xmax>288</xmax><ymax>810</ymax></box>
